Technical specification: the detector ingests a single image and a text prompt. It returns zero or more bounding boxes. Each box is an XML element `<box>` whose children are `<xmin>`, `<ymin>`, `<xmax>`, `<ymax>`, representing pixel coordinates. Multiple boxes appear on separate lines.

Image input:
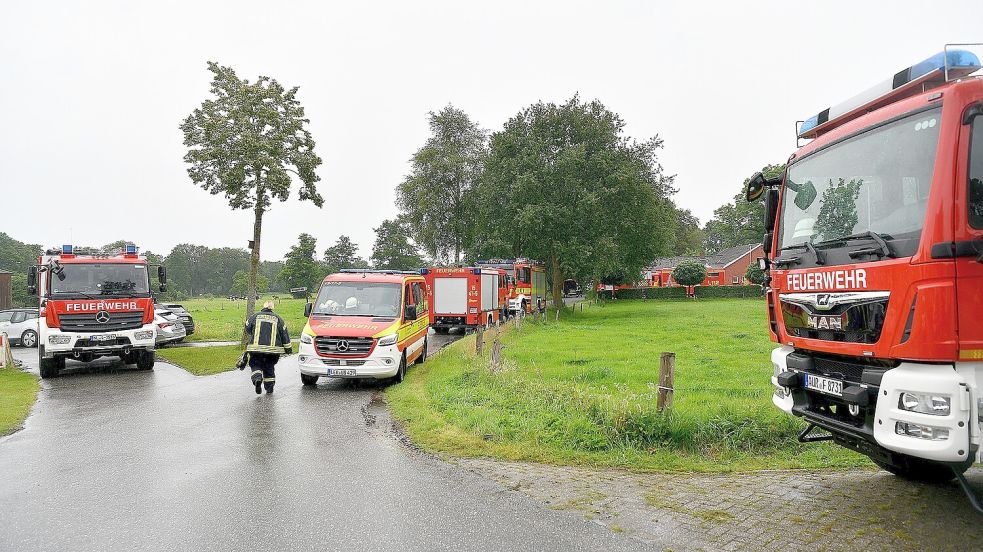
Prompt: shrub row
<box><xmin>597</xmin><ymin>285</ymin><xmax>763</xmax><ymax>300</ymax></box>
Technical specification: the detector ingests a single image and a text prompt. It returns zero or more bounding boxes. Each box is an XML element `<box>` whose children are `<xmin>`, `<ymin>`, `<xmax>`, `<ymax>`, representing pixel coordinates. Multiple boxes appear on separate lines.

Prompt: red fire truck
<box><xmin>421</xmin><ymin>267</ymin><xmax>508</xmax><ymax>333</ymax></box>
<box><xmin>750</xmin><ymin>46</ymin><xmax>983</xmax><ymax>508</ymax></box>
<box><xmin>475</xmin><ymin>259</ymin><xmax>547</xmax><ymax>314</ymax></box>
<box><xmin>27</xmin><ymin>244</ymin><xmax>167</xmax><ymax>378</ymax></box>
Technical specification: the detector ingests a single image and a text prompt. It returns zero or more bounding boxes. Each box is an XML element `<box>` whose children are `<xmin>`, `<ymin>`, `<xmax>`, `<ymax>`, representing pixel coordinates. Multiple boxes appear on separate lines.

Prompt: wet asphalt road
<box><xmin>0</xmin><ymin>335</ymin><xmax>647</xmax><ymax>552</ymax></box>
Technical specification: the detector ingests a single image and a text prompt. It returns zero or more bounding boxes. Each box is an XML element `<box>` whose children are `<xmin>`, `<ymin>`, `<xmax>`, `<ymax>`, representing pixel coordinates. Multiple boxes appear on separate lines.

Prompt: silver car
<box><xmin>0</xmin><ymin>308</ymin><xmax>40</xmax><ymax>348</ymax></box>
<box><xmin>154</xmin><ymin>309</ymin><xmax>187</xmax><ymax>345</ymax></box>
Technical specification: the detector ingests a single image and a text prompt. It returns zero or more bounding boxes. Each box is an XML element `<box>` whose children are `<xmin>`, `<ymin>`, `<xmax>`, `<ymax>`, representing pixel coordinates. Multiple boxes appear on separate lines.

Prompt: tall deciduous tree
<box><xmin>671</xmin><ymin>208</ymin><xmax>705</xmax><ymax>256</ymax></box>
<box><xmin>475</xmin><ymin>96</ymin><xmax>676</xmax><ymax>307</ymax></box>
<box><xmin>323</xmin><ymin>235</ymin><xmax>368</xmax><ymax>272</ymax></box>
<box><xmin>370</xmin><ymin>219</ymin><xmax>424</xmax><ymax>270</ymax></box>
<box><xmin>180</xmin><ymin>61</ymin><xmax>323</xmax><ymax>326</ymax></box>
<box><xmin>703</xmin><ymin>164</ymin><xmax>783</xmax><ymax>254</ymax></box>
<box><xmin>278</xmin><ymin>233</ymin><xmax>321</xmax><ymax>292</ymax></box>
<box><xmin>397</xmin><ymin>105</ymin><xmax>487</xmax><ymax>263</ymax></box>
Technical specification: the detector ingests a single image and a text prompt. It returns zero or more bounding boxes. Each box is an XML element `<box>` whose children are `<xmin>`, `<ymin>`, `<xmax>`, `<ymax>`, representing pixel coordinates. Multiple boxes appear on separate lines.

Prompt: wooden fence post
<box><xmin>657</xmin><ymin>352</ymin><xmax>676</xmax><ymax>412</ymax></box>
<box><xmin>475</xmin><ymin>324</ymin><xmax>484</xmax><ymax>355</ymax></box>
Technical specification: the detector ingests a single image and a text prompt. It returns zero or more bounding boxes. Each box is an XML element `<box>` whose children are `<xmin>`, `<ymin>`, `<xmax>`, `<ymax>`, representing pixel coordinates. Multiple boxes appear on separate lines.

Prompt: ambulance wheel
<box><xmin>39</xmin><ymin>355</ymin><xmax>63</xmax><ymax>379</ymax></box>
<box><xmin>435</xmin><ymin>327</ymin><xmax>449</xmax><ymax>335</ymax></box>
<box><xmin>415</xmin><ymin>338</ymin><xmax>427</xmax><ymax>365</ymax></box>
<box><xmin>391</xmin><ymin>355</ymin><xmax>406</xmax><ymax>385</ymax></box>
<box><xmin>21</xmin><ymin>329</ymin><xmax>38</xmax><ymax>348</ymax></box>
<box><xmin>136</xmin><ymin>350</ymin><xmax>155</xmax><ymax>370</ymax></box>
<box><xmin>301</xmin><ymin>373</ymin><xmax>319</xmax><ymax>386</ymax></box>
<box><xmin>873</xmin><ymin>455</ymin><xmax>964</xmax><ymax>484</ymax></box>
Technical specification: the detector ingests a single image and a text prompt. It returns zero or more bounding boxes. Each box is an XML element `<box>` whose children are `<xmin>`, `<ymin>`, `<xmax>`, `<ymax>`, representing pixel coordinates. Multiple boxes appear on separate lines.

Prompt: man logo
<box><xmin>95</xmin><ymin>311</ymin><xmax>111</xmax><ymax>324</ymax></box>
<box><xmin>336</xmin><ymin>340</ymin><xmax>350</xmax><ymax>352</ymax></box>
<box><xmin>816</xmin><ymin>294</ymin><xmax>831</xmax><ymax>310</ymax></box>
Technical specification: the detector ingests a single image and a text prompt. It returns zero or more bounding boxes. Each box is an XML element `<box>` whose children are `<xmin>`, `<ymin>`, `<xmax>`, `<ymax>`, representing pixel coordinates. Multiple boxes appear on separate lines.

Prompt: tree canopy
<box><xmin>671</xmin><ymin>260</ymin><xmax>707</xmax><ymax>287</ymax></box>
<box><xmin>323</xmin><ymin>235</ymin><xmax>368</xmax><ymax>272</ymax></box>
<box><xmin>180</xmin><ymin>61</ymin><xmax>323</xmax><ymax>321</ymax></box>
<box><xmin>370</xmin><ymin>219</ymin><xmax>425</xmax><ymax>270</ymax></box>
<box><xmin>745</xmin><ymin>262</ymin><xmax>765</xmax><ymax>285</ymax></box>
<box><xmin>397</xmin><ymin>105</ymin><xmax>487</xmax><ymax>264</ymax></box>
<box><xmin>278</xmin><ymin>233</ymin><xmax>321</xmax><ymax>292</ymax></box>
<box><xmin>703</xmin><ymin>164</ymin><xmax>783</xmax><ymax>254</ymax></box>
<box><xmin>474</xmin><ymin>95</ymin><xmax>676</xmax><ymax>306</ymax></box>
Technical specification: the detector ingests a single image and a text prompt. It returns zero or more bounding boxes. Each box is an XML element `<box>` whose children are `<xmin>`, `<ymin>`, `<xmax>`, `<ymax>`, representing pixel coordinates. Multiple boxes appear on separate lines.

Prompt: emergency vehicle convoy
<box><xmin>474</xmin><ymin>258</ymin><xmax>547</xmax><ymax>314</ymax></box>
<box><xmin>27</xmin><ymin>244</ymin><xmax>167</xmax><ymax>378</ymax></box>
<box><xmin>297</xmin><ymin>269</ymin><xmax>430</xmax><ymax>385</ymax></box>
<box><xmin>421</xmin><ymin>266</ymin><xmax>508</xmax><ymax>333</ymax></box>
<box><xmin>748</xmin><ymin>46</ymin><xmax>983</xmax><ymax>508</ymax></box>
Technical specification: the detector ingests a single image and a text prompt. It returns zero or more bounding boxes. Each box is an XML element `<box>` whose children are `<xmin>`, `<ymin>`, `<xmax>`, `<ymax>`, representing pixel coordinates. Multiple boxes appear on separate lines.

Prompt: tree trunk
<box><xmin>243</xmin><ymin>182</ymin><xmax>264</xmax><ymax>344</ymax></box>
<box><xmin>550</xmin><ymin>255</ymin><xmax>564</xmax><ymax>311</ymax></box>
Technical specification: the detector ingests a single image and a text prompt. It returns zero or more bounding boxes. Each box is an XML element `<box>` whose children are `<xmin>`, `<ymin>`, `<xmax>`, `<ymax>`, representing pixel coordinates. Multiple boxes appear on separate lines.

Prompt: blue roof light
<box><xmin>61</xmin><ymin>244</ymin><xmax>73</xmax><ymax>255</ymax></box>
<box><xmin>125</xmin><ymin>244</ymin><xmax>138</xmax><ymax>254</ymax></box>
<box><xmin>910</xmin><ymin>49</ymin><xmax>981</xmax><ymax>81</ymax></box>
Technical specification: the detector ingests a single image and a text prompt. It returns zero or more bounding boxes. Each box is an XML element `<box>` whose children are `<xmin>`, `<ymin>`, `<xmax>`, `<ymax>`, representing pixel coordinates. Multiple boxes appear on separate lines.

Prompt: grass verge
<box><xmin>157</xmin><ymin>344</ymin><xmax>244</xmax><ymax>376</ymax></box>
<box><xmin>176</xmin><ymin>296</ymin><xmax>307</xmax><ymax>342</ymax></box>
<box><xmin>387</xmin><ymin>299</ymin><xmax>870</xmax><ymax>472</ymax></box>
<box><xmin>0</xmin><ymin>368</ymin><xmax>40</xmax><ymax>435</ymax></box>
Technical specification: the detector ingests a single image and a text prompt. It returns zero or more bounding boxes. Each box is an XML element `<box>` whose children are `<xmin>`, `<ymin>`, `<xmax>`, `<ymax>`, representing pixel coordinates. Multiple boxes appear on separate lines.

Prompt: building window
<box><xmin>709</xmin><ymin>272</ymin><xmax>720</xmax><ymax>277</ymax></box>
<box><xmin>732</xmin><ymin>276</ymin><xmax>741</xmax><ymax>284</ymax></box>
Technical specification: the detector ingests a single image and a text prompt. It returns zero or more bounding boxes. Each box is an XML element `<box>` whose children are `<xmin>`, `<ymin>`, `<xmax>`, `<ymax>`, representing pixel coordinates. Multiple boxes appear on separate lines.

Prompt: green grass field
<box><xmin>387</xmin><ymin>299</ymin><xmax>870</xmax><ymax>472</ymax></box>
<box><xmin>156</xmin><ymin>344</ymin><xmax>245</xmax><ymax>376</ymax></box>
<box><xmin>0</xmin><ymin>368</ymin><xmax>39</xmax><ymax>435</ymax></box>
<box><xmin>173</xmin><ymin>296</ymin><xmax>308</xmax><ymax>342</ymax></box>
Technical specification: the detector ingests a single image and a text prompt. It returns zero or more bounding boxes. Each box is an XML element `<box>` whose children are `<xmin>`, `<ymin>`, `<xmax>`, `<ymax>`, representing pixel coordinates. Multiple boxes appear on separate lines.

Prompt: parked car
<box><xmin>154</xmin><ymin>309</ymin><xmax>187</xmax><ymax>345</ymax></box>
<box><xmin>158</xmin><ymin>303</ymin><xmax>195</xmax><ymax>336</ymax></box>
<box><xmin>0</xmin><ymin>308</ymin><xmax>40</xmax><ymax>348</ymax></box>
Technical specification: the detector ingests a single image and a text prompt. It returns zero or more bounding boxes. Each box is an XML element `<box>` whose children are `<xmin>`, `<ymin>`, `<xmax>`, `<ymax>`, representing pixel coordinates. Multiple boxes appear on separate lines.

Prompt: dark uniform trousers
<box><xmin>249</xmin><ymin>353</ymin><xmax>279</xmax><ymax>392</ymax></box>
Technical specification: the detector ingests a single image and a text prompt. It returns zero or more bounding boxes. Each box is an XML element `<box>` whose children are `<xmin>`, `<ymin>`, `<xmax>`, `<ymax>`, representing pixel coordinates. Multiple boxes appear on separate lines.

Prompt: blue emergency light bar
<box><xmin>798</xmin><ymin>47</ymin><xmax>982</xmax><ymax>139</ymax></box>
<box><xmin>125</xmin><ymin>243</ymin><xmax>139</xmax><ymax>255</ymax></box>
<box><xmin>61</xmin><ymin>244</ymin><xmax>73</xmax><ymax>255</ymax></box>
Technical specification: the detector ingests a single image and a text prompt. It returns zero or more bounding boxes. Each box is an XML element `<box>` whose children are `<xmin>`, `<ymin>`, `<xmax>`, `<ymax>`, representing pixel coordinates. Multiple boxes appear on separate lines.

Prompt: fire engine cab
<box><xmin>421</xmin><ymin>267</ymin><xmax>508</xmax><ymax>333</ymax></box>
<box><xmin>749</xmin><ymin>46</ymin><xmax>983</xmax><ymax>508</ymax></box>
<box><xmin>297</xmin><ymin>270</ymin><xmax>430</xmax><ymax>386</ymax></box>
<box><xmin>27</xmin><ymin>244</ymin><xmax>167</xmax><ymax>378</ymax></box>
<box><xmin>475</xmin><ymin>258</ymin><xmax>547</xmax><ymax>314</ymax></box>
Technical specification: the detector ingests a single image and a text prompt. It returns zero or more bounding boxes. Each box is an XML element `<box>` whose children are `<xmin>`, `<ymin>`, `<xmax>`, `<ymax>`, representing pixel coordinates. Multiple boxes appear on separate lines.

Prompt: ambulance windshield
<box><xmin>780</xmin><ymin>106</ymin><xmax>942</xmax><ymax>263</ymax></box>
<box><xmin>312</xmin><ymin>282</ymin><xmax>401</xmax><ymax>318</ymax></box>
<box><xmin>49</xmin><ymin>263</ymin><xmax>151</xmax><ymax>297</ymax></box>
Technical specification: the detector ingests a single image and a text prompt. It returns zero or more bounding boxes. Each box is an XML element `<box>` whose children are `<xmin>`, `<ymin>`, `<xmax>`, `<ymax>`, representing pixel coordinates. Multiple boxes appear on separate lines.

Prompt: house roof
<box><xmin>647</xmin><ymin>243</ymin><xmax>762</xmax><ymax>270</ymax></box>
<box><xmin>0</xmin><ymin>269</ymin><xmax>12</xmax><ymax>275</ymax></box>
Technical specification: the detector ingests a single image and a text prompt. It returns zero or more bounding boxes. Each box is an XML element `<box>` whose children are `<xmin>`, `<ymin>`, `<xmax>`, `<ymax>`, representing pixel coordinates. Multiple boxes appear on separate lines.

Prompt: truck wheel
<box><xmin>873</xmin><ymin>455</ymin><xmax>965</xmax><ymax>484</ymax></box>
<box><xmin>136</xmin><ymin>350</ymin><xmax>155</xmax><ymax>370</ymax></box>
<box><xmin>301</xmin><ymin>373</ymin><xmax>319</xmax><ymax>386</ymax></box>
<box><xmin>21</xmin><ymin>330</ymin><xmax>38</xmax><ymax>348</ymax></box>
<box><xmin>390</xmin><ymin>355</ymin><xmax>407</xmax><ymax>385</ymax></box>
<box><xmin>415</xmin><ymin>338</ymin><xmax>427</xmax><ymax>365</ymax></box>
<box><xmin>435</xmin><ymin>327</ymin><xmax>448</xmax><ymax>335</ymax></box>
<box><xmin>39</xmin><ymin>356</ymin><xmax>63</xmax><ymax>379</ymax></box>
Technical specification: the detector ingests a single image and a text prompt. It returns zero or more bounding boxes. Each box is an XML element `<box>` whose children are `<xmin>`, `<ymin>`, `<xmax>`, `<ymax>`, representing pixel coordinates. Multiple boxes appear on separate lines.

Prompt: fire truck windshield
<box><xmin>49</xmin><ymin>263</ymin><xmax>151</xmax><ymax>297</ymax></box>
<box><xmin>780</xmin><ymin>106</ymin><xmax>942</xmax><ymax>262</ymax></box>
<box><xmin>312</xmin><ymin>282</ymin><xmax>401</xmax><ymax>318</ymax></box>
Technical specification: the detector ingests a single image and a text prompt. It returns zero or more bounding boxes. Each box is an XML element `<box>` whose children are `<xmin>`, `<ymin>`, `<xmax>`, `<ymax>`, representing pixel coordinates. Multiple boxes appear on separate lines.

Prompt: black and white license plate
<box><xmin>326</xmin><ymin>368</ymin><xmax>356</xmax><ymax>377</ymax></box>
<box><xmin>89</xmin><ymin>334</ymin><xmax>117</xmax><ymax>343</ymax></box>
<box><xmin>803</xmin><ymin>374</ymin><xmax>843</xmax><ymax>397</ymax></box>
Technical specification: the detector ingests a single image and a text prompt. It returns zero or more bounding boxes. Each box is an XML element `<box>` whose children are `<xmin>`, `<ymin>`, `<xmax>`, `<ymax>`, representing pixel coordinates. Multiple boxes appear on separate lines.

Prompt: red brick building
<box><xmin>645</xmin><ymin>244</ymin><xmax>764</xmax><ymax>287</ymax></box>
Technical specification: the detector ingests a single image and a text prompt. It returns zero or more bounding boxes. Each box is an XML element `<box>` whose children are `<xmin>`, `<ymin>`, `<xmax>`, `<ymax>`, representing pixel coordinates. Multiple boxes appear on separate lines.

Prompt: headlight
<box><xmin>377</xmin><ymin>333</ymin><xmax>397</xmax><ymax>347</ymax></box>
<box><xmin>48</xmin><ymin>335</ymin><xmax>72</xmax><ymax>345</ymax></box>
<box><xmin>300</xmin><ymin>333</ymin><xmax>313</xmax><ymax>344</ymax></box>
<box><xmin>134</xmin><ymin>330</ymin><xmax>154</xmax><ymax>340</ymax></box>
<box><xmin>898</xmin><ymin>392</ymin><xmax>951</xmax><ymax>416</ymax></box>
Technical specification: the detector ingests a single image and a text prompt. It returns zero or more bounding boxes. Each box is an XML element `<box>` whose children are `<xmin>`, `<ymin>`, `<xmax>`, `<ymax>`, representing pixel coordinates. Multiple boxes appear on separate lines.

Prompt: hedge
<box><xmin>597</xmin><ymin>285</ymin><xmax>763</xmax><ymax>300</ymax></box>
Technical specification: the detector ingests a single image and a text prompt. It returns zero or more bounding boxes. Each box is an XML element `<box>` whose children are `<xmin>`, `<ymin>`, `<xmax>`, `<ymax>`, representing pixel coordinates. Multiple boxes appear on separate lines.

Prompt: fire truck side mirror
<box><xmin>764</xmin><ymin>189</ymin><xmax>779</xmax><ymax>233</ymax></box>
<box><xmin>746</xmin><ymin>172</ymin><xmax>767</xmax><ymax>202</ymax></box>
<box><xmin>304</xmin><ymin>302</ymin><xmax>313</xmax><ymax>317</ymax></box>
<box><xmin>27</xmin><ymin>266</ymin><xmax>37</xmax><ymax>295</ymax></box>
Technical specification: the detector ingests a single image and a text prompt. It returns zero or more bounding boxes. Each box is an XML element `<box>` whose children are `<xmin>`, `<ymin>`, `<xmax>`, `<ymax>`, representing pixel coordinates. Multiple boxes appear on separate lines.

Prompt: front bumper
<box><xmin>771</xmin><ymin>346</ymin><xmax>979</xmax><ymax>464</ymax></box>
<box><xmin>43</xmin><ymin>325</ymin><xmax>157</xmax><ymax>358</ymax></box>
<box><xmin>297</xmin><ymin>339</ymin><xmax>400</xmax><ymax>379</ymax></box>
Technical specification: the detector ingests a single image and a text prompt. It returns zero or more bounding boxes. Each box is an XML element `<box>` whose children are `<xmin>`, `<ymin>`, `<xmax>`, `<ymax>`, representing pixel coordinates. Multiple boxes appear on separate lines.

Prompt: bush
<box><xmin>598</xmin><ymin>285</ymin><xmax>762</xmax><ymax>300</ymax></box>
<box><xmin>695</xmin><ymin>285</ymin><xmax>763</xmax><ymax>298</ymax></box>
<box><xmin>745</xmin><ymin>263</ymin><xmax>765</xmax><ymax>285</ymax></box>
<box><xmin>672</xmin><ymin>260</ymin><xmax>707</xmax><ymax>286</ymax></box>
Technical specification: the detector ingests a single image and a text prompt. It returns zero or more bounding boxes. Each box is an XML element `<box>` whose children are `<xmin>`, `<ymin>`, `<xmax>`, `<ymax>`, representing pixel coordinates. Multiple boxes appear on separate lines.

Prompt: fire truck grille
<box><xmin>58</xmin><ymin>311</ymin><xmax>145</xmax><ymax>333</ymax></box>
<box><xmin>314</xmin><ymin>336</ymin><xmax>374</xmax><ymax>356</ymax></box>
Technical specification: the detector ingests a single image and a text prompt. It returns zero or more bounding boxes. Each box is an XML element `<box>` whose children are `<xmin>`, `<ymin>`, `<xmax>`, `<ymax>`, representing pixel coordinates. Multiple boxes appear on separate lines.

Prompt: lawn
<box><xmin>0</xmin><ymin>368</ymin><xmax>39</xmax><ymax>435</ymax></box>
<box><xmin>173</xmin><ymin>296</ymin><xmax>308</xmax><ymax>342</ymax></box>
<box><xmin>156</xmin><ymin>344</ymin><xmax>245</xmax><ymax>376</ymax></box>
<box><xmin>387</xmin><ymin>299</ymin><xmax>870</xmax><ymax>472</ymax></box>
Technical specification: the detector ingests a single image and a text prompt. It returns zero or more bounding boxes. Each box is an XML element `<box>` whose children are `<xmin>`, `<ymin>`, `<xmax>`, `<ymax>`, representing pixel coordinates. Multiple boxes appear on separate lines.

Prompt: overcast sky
<box><xmin>1</xmin><ymin>1</ymin><xmax>979</xmax><ymax>261</ymax></box>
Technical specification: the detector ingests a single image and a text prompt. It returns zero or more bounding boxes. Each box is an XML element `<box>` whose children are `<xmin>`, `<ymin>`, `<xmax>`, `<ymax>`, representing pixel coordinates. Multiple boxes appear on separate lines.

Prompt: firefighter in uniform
<box><xmin>243</xmin><ymin>301</ymin><xmax>292</xmax><ymax>394</ymax></box>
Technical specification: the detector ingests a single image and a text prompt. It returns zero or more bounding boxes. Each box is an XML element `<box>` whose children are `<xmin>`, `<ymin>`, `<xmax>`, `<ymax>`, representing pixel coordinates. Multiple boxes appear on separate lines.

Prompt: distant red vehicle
<box><xmin>422</xmin><ymin>267</ymin><xmax>508</xmax><ymax>333</ymax></box>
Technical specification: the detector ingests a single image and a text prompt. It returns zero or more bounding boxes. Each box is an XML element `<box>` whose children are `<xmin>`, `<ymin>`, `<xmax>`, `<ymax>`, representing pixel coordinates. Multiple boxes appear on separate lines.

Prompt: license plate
<box><xmin>326</xmin><ymin>368</ymin><xmax>356</xmax><ymax>377</ymax></box>
<box><xmin>90</xmin><ymin>334</ymin><xmax>117</xmax><ymax>343</ymax></box>
<box><xmin>803</xmin><ymin>373</ymin><xmax>843</xmax><ymax>397</ymax></box>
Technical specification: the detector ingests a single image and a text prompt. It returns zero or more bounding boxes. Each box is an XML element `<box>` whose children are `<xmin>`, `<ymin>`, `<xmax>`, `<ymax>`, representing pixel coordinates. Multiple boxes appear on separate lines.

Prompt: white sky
<box><xmin>1</xmin><ymin>0</ymin><xmax>979</xmax><ymax>261</ymax></box>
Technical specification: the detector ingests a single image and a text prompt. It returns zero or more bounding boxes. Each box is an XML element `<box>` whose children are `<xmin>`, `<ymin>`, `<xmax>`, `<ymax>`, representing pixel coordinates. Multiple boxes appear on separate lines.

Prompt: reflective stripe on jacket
<box><xmin>245</xmin><ymin>309</ymin><xmax>290</xmax><ymax>354</ymax></box>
